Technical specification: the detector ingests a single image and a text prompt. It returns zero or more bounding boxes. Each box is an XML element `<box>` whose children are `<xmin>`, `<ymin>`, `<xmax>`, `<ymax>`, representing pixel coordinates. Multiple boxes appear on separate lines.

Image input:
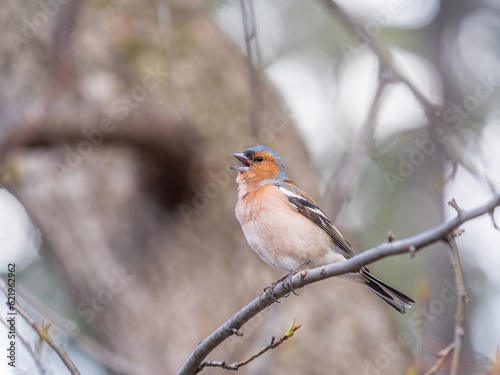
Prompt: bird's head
<box><xmin>230</xmin><ymin>146</ymin><xmax>287</xmax><ymax>186</ymax></box>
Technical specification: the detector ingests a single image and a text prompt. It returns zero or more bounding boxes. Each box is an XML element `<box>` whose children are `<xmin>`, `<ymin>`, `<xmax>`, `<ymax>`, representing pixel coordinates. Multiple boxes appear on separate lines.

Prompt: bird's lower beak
<box><xmin>230</xmin><ymin>153</ymin><xmax>251</xmax><ymax>172</ymax></box>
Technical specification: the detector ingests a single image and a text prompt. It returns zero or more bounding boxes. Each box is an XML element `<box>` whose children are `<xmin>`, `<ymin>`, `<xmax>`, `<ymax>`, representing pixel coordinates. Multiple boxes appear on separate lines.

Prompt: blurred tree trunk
<box><xmin>1</xmin><ymin>0</ymin><xmax>409</xmax><ymax>373</ymax></box>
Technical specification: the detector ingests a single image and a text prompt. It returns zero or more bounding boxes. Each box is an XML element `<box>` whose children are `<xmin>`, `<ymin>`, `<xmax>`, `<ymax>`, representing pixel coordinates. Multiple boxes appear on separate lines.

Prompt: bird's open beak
<box><xmin>230</xmin><ymin>153</ymin><xmax>251</xmax><ymax>172</ymax></box>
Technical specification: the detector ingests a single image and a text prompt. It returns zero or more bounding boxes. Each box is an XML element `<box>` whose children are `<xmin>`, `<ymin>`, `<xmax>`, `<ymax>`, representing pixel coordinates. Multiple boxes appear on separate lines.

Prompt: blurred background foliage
<box><xmin>1</xmin><ymin>0</ymin><xmax>500</xmax><ymax>374</ymax></box>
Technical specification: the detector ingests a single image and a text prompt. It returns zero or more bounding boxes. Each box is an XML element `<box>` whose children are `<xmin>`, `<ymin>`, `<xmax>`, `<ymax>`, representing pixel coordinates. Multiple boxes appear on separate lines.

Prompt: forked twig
<box><xmin>0</xmin><ymin>276</ymin><xmax>81</xmax><ymax>375</ymax></box>
<box><xmin>318</xmin><ymin>0</ymin><xmax>497</xmax><ymax>192</ymax></box>
<box><xmin>197</xmin><ymin>320</ymin><xmax>301</xmax><ymax>373</ymax></box>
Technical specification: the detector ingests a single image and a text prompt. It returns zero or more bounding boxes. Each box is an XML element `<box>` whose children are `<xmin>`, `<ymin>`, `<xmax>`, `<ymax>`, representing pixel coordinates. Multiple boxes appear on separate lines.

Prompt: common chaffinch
<box><xmin>231</xmin><ymin>145</ymin><xmax>414</xmax><ymax>313</ymax></box>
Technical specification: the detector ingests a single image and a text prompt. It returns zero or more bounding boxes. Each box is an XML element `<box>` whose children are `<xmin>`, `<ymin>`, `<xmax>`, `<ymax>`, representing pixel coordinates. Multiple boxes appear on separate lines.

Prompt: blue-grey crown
<box><xmin>243</xmin><ymin>145</ymin><xmax>288</xmax><ymax>180</ymax></box>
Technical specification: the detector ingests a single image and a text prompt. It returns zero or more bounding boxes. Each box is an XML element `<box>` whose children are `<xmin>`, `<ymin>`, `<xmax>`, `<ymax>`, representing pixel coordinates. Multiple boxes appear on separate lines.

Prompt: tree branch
<box><xmin>177</xmin><ymin>193</ymin><xmax>500</xmax><ymax>375</ymax></box>
<box><xmin>1</xmin><ymin>317</ymin><xmax>47</xmax><ymax>374</ymax></box>
<box><xmin>317</xmin><ymin>0</ymin><xmax>436</xmax><ymax>111</ymax></box>
<box><xmin>0</xmin><ymin>276</ymin><xmax>81</xmax><ymax>375</ymax></box>
<box><xmin>423</xmin><ymin>342</ymin><xmax>455</xmax><ymax>375</ymax></box>
<box><xmin>447</xmin><ymin>234</ymin><xmax>468</xmax><ymax>375</ymax></box>
<box><xmin>423</xmin><ymin>221</ymin><xmax>468</xmax><ymax>375</ymax></box>
<box><xmin>317</xmin><ymin>0</ymin><xmax>497</xmax><ymax>193</ymax></box>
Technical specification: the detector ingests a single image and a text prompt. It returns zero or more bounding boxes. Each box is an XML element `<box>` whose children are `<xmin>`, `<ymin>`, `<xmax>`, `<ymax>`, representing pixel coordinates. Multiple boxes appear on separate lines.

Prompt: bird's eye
<box><xmin>256</xmin><ymin>157</ymin><xmax>264</xmax><ymax>162</ymax></box>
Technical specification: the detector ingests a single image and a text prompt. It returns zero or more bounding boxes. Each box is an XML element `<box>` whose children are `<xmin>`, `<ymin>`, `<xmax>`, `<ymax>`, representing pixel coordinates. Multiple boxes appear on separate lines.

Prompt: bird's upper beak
<box><xmin>230</xmin><ymin>153</ymin><xmax>251</xmax><ymax>172</ymax></box>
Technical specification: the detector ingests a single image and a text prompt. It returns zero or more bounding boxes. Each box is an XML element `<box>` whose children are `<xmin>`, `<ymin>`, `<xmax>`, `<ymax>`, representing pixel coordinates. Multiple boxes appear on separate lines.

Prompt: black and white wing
<box><xmin>274</xmin><ymin>180</ymin><xmax>356</xmax><ymax>260</ymax></box>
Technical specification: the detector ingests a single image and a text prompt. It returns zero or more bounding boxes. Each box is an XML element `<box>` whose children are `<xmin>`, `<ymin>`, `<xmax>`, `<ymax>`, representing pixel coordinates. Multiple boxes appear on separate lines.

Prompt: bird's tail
<box><xmin>344</xmin><ymin>269</ymin><xmax>415</xmax><ymax>314</ymax></box>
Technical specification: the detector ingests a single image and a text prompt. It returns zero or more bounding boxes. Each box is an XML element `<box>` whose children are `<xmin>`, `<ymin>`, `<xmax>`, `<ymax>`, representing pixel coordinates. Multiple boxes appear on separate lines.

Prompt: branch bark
<box><xmin>177</xmin><ymin>193</ymin><xmax>500</xmax><ymax>375</ymax></box>
<box><xmin>423</xmin><ymin>228</ymin><xmax>467</xmax><ymax>375</ymax></box>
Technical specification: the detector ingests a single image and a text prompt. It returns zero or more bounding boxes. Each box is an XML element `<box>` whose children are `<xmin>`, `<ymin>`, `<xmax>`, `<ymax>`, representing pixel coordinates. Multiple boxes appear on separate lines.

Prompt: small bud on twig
<box><xmin>387</xmin><ymin>231</ymin><xmax>395</xmax><ymax>242</ymax></box>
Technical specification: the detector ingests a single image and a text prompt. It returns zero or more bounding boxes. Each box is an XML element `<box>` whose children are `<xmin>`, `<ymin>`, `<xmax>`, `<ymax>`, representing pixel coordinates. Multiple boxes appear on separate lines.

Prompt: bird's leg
<box><xmin>283</xmin><ymin>261</ymin><xmax>310</xmax><ymax>296</ymax></box>
<box><xmin>263</xmin><ymin>261</ymin><xmax>311</xmax><ymax>300</ymax></box>
<box><xmin>262</xmin><ymin>274</ymin><xmax>288</xmax><ymax>302</ymax></box>
<box><xmin>263</xmin><ymin>274</ymin><xmax>288</xmax><ymax>293</ymax></box>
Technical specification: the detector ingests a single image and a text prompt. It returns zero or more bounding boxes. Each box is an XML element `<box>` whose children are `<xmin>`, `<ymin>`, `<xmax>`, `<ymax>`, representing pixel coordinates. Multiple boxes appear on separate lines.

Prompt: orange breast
<box><xmin>235</xmin><ymin>184</ymin><xmax>337</xmax><ymax>272</ymax></box>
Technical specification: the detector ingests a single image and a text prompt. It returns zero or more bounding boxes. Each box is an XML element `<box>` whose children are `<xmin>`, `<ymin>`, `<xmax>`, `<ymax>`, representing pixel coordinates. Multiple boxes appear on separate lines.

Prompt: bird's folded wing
<box><xmin>274</xmin><ymin>180</ymin><xmax>356</xmax><ymax>260</ymax></box>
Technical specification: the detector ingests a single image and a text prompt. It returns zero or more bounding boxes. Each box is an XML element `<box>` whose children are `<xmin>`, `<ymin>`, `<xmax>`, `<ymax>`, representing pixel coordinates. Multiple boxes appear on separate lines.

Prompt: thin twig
<box><xmin>448</xmin><ymin>198</ymin><xmax>463</xmax><ymax>215</ymax></box>
<box><xmin>9</xmin><ymin>284</ymin><xmax>149</xmax><ymax>375</ymax></box>
<box><xmin>1</xmin><ymin>317</ymin><xmax>47</xmax><ymax>374</ymax></box>
<box><xmin>328</xmin><ymin>67</ymin><xmax>390</xmax><ymax>220</ymax></box>
<box><xmin>317</xmin><ymin>0</ymin><xmax>496</xmax><ymax>193</ymax></box>
<box><xmin>490</xmin><ymin>211</ymin><xmax>499</xmax><ymax>230</ymax></box>
<box><xmin>0</xmin><ymin>276</ymin><xmax>81</xmax><ymax>375</ymax></box>
<box><xmin>177</xmin><ymin>193</ymin><xmax>500</xmax><ymax>375</ymax></box>
<box><xmin>424</xmin><ymin>342</ymin><xmax>455</xmax><ymax>375</ymax></box>
<box><xmin>317</xmin><ymin>0</ymin><xmax>435</xmax><ymax>111</ymax></box>
<box><xmin>447</xmin><ymin>234</ymin><xmax>468</xmax><ymax>375</ymax></box>
<box><xmin>415</xmin><ymin>277</ymin><xmax>430</xmax><ymax>366</ymax></box>
<box><xmin>197</xmin><ymin>320</ymin><xmax>301</xmax><ymax>373</ymax></box>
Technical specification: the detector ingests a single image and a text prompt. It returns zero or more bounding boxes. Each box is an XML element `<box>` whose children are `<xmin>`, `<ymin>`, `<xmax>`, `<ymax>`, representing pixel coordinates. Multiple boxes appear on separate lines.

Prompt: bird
<box><xmin>230</xmin><ymin>145</ymin><xmax>414</xmax><ymax>313</ymax></box>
